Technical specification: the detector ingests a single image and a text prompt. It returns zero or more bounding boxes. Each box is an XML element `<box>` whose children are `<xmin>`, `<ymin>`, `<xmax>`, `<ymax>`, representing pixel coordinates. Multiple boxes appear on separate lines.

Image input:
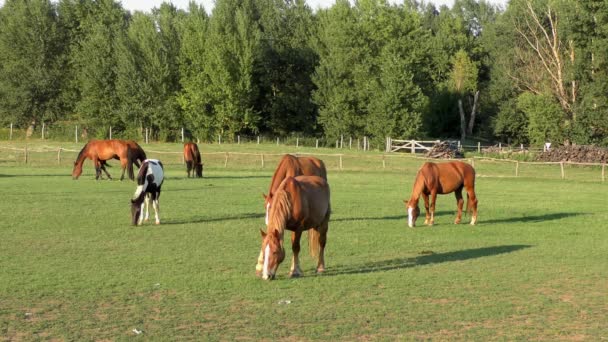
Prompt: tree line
<box><xmin>1</xmin><ymin>0</ymin><xmax>607</xmax><ymax>147</ymax></box>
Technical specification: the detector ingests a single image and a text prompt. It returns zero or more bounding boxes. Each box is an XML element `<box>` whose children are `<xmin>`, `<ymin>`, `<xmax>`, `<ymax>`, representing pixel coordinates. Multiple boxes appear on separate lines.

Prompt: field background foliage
<box><xmin>1</xmin><ymin>141</ymin><xmax>607</xmax><ymax>340</ymax></box>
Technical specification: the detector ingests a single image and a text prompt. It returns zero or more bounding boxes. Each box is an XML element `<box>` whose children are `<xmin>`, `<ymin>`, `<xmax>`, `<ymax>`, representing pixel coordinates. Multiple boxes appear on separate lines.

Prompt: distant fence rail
<box><xmin>2</xmin><ymin>145</ymin><xmax>607</xmax><ymax>182</ymax></box>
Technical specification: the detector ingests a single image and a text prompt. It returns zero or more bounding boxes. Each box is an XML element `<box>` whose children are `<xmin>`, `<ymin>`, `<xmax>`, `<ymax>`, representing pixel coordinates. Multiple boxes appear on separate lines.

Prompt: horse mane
<box><xmin>74</xmin><ymin>141</ymin><xmax>90</xmax><ymax>165</ymax></box>
<box><xmin>132</xmin><ymin>161</ymin><xmax>149</xmax><ymax>203</ymax></box>
<box><xmin>267</xmin><ymin>189</ymin><xmax>292</xmax><ymax>236</ymax></box>
<box><xmin>269</xmin><ymin>155</ymin><xmax>300</xmax><ymax>194</ymax></box>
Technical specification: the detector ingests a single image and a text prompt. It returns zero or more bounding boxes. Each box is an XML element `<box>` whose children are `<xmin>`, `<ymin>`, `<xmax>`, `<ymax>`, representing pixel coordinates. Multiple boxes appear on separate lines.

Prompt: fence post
<box><xmin>499</xmin><ymin>142</ymin><xmax>502</xmax><ymax>152</ymax></box>
<box><xmin>41</xmin><ymin>122</ymin><xmax>45</xmax><ymax>140</ymax></box>
<box><xmin>515</xmin><ymin>161</ymin><xmax>519</xmax><ymax>177</ymax></box>
<box><xmin>560</xmin><ymin>162</ymin><xmax>565</xmax><ymax>179</ymax></box>
<box><xmin>9</xmin><ymin>123</ymin><xmax>13</xmax><ymax>140</ymax></box>
<box><xmin>316</xmin><ymin>139</ymin><xmax>319</xmax><ymax>149</ymax></box>
<box><xmin>224</xmin><ymin>152</ymin><xmax>229</xmax><ymax>168</ymax></box>
<box><xmin>410</xmin><ymin>140</ymin><xmax>415</xmax><ymax>154</ymax></box>
<box><xmin>296</xmin><ymin>137</ymin><xmax>299</xmax><ymax>148</ymax></box>
<box><xmin>382</xmin><ymin>155</ymin><xmax>386</xmax><ymax>169</ymax></box>
<box><xmin>109</xmin><ymin>126</ymin><xmax>112</xmax><ymax>139</ymax></box>
<box><xmin>24</xmin><ymin>145</ymin><xmax>28</xmax><ymax>164</ymax></box>
<box><xmin>218</xmin><ymin>134</ymin><xmax>221</xmax><ymax>145</ymax></box>
<box><xmin>276</xmin><ymin>137</ymin><xmax>279</xmax><ymax>145</ymax></box>
<box><xmin>349</xmin><ymin>137</ymin><xmax>352</xmax><ymax>149</ymax></box>
<box><xmin>478</xmin><ymin>141</ymin><xmax>480</xmax><ymax>153</ymax></box>
<box><xmin>603</xmin><ymin>164</ymin><xmax>606</xmax><ymax>182</ymax></box>
<box><xmin>57</xmin><ymin>148</ymin><xmax>62</xmax><ymax>165</ymax></box>
<box><xmin>340</xmin><ymin>135</ymin><xmax>344</xmax><ymax>149</ymax></box>
<box><xmin>261</xmin><ymin>154</ymin><xmax>265</xmax><ymax>168</ymax></box>
<box><xmin>237</xmin><ymin>135</ymin><xmax>240</xmax><ymax>144</ymax></box>
<box><xmin>339</xmin><ymin>155</ymin><xmax>343</xmax><ymax>170</ymax></box>
<box><xmin>181</xmin><ymin>127</ymin><xmax>184</xmax><ymax>143</ymax></box>
<box><xmin>257</xmin><ymin>136</ymin><xmax>260</xmax><ymax>144</ymax></box>
<box><xmin>75</xmin><ymin>125</ymin><xmax>78</xmax><ymax>143</ymax></box>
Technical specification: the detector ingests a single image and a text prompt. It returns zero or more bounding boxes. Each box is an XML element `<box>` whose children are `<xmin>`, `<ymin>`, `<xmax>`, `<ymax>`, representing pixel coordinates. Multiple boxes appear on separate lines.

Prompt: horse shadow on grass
<box><xmin>323</xmin><ymin>245</ymin><xmax>532</xmax><ymax>277</ymax></box>
<box><xmin>481</xmin><ymin>212</ymin><xmax>586</xmax><ymax>225</ymax></box>
<box><xmin>163</xmin><ymin>212</ymin><xmax>264</xmax><ymax>225</ymax></box>
<box><xmin>332</xmin><ymin>211</ymin><xmax>453</xmax><ymax>223</ymax></box>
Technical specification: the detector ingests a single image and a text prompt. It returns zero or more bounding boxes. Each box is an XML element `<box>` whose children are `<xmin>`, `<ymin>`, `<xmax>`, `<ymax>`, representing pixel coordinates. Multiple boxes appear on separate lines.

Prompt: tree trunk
<box><xmin>458</xmin><ymin>99</ymin><xmax>466</xmax><ymax>142</ymax></box>
<box><xmin>467</xmin><ymin>90</ymin><xmax>480</xmax><ymax>136</ymax></box>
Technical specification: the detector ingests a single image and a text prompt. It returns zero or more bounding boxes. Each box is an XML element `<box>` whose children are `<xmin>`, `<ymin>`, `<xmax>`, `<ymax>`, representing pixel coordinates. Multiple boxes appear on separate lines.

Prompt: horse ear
<box><xmin>260</xmin><ymin>229</ymin><xmax>267</xmax><ymax>238</ymax></box>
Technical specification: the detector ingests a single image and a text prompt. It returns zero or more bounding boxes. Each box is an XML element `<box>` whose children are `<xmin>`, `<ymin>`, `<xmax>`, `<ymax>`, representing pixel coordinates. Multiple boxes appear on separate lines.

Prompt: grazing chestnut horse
<box><xmin>404</xmin><ymin>161</ymin><xmax>478</xmax><ymax>227</ymax></box>
<box><xmin>183</xmin><ymin>142</ymin><xmax>203</xmax><ymax>178</ymax></box>
<box><xmin>256</xmin><ymin>176</ymin><xmax>330</xmax><ymax>280</ymax></box>
<box><xmin>131</xmin><ymin>159</ymin><xmax>164</xmax><ymax>225</ymax></box>
<box><xmin>263</xmin><ymin>154</ymin><xmax>327</xmax><ymax>225</ymax></box>
<box><xmin>72</xmin><ymin>139</ymin><xmax>146</xmax><ymax>181</ymax></box>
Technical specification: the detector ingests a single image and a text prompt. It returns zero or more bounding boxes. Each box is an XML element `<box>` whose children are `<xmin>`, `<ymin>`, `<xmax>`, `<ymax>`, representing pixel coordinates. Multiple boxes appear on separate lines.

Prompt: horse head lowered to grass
<box><xmin>256</xmin><ymin>175</ymin><xmax>331</xmax><ymax>280</ymax></box>
<box><xmin>263</xmin><ymin>154</ymin><xmax>327</xmax><ymax>225</ymax></box>
<box><xmin>183</xmin><ymin>142</ymin><xmax>203</xmax><ymax>178</ymax></box>
<box><xmin>404</xmin><ymin>161</ymin><xmax>478</xmax><ymax>227</ymax></box>
<box><xmin>72</xmin><ymin>139</ymin><xmax>146</xmax><ymax>181</ymax></box>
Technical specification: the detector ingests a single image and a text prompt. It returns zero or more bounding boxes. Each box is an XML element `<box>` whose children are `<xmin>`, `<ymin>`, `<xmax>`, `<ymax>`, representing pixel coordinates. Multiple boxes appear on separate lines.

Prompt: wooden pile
<box><xmin>425</xmin><ymin>141</ymin><xmax>464</xmax><ymax>159</ymax></box>
<box><xmin>536</xmin><ymin>145</ymin><xmax>608</xmax><ymax>163</ymax></box>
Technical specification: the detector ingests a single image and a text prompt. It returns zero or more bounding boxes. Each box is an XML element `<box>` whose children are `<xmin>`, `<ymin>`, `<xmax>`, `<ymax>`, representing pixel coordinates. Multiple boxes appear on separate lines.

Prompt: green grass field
<box><xmin>1</xmin><ymin>141</ymin><xmax>607</xmax><ymax>340</ymax></box>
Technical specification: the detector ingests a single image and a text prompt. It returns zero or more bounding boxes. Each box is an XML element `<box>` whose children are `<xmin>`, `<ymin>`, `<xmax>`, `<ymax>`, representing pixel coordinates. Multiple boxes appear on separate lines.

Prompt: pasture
<box><xmin>1</xmin><ymin>141</ymin><xmax>607</xmax><ymax>340</ymax></box>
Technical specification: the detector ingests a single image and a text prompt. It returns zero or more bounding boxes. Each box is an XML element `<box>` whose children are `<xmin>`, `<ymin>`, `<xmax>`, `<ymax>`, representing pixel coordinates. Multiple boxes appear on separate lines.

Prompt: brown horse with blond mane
<box><xmin>72</xmin><ymin>139</ymin><xmax>146</xmax><ymax>181</ymax></box>
<box><xmin>263</xmin><ymin>154</ymin><xmax>327</xmax><ymax>225</ymax></box>
<box><xmin>256</xmin><ymin>175</ymin><xmax>330</xmax><ymax>280</ymax></box>
<box><xmin>183</xmin><ymin>142</ymin><xmax>203</xmax><ymax>178</ymax></box>
<box><xmin>404</xmin><ymin>161</ymin><xmax>478</xmax><ymax>227</ymax></box>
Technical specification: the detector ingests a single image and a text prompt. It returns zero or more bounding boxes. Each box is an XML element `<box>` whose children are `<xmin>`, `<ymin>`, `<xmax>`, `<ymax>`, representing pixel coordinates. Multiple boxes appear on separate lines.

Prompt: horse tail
<box><xmin>308</xmin><ymin>229</ymin><xmax>320</xmax><ymax>259</ymax></box>
<box><xmin>127</xmin><ymin>146</ymin><xmax>135</xmax><ymax>181</ymax></box>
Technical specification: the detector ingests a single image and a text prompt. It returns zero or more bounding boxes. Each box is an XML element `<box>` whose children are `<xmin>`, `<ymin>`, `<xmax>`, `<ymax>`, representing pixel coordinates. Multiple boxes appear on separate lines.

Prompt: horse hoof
<box><xmin>155</xmin><ymin>222</ymin><xmax>160</xmax><ymax>225</ymax></box>
<box><xmin>454</xmin><ymin>220</ymin><xmax>461</xmax><ymax>224</ymax></box>
<box><xmin>289</xmin><ymin>272</ymin><xmax>302</xmax><ymax>278</ymax></box>
<box><xmin>316</xmin><ymin>267</ymin><xmax>325</xmax><ymax>274</ymax></box>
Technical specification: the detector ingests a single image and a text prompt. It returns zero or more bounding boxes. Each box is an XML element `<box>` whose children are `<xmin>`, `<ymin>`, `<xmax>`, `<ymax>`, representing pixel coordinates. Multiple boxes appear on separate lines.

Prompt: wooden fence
<box><xmin>2</xmin><ymin>145</ymin><xmax>607</xmax><ymax>182</ymax></box>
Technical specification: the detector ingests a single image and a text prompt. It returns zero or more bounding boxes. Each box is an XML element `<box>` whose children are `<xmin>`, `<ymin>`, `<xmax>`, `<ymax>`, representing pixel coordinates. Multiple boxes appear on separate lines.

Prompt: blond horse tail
<box><xmin>308</xmin><ymin>229</ymin><xmax>320</xmax><ymax>259</ymax></box>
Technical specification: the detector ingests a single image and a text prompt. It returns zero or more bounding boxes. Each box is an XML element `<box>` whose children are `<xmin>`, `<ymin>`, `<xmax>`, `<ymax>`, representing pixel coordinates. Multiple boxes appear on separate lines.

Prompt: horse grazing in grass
<box><xmin>263</xmin><ymin>154</ymin><xmax>327</xmax><ymax>225</ymax></box>
<box><xmin>256</xmin><ymin>176</ymin><xmax>330</xmax><ymax>280</ymax></box>
<box><xmin>404</xmin><ymin>161</ymin><xmax>478</xmax><ymax>227</ymax></box>
<box><xmin>72</xmin><ymin>139</ymin><xmax>146</xmax><ymax>181</ymax></box>
<box><xmin>131</xmin><ymin>159</ymin><xmax>164</xmax><ymax>225</ymax></box>
<box><xmin>183</xmin><ymin>142</ymin><xmax>203</xmax><ymax>178</ymax></box>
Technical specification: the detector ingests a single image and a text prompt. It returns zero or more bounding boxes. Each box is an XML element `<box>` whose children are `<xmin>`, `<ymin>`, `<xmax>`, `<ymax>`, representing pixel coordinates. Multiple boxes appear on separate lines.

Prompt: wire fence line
<box><xmin>1</xmin><ymin>145</ymin><xmax>607</xmax><ymax>182</ymax></box>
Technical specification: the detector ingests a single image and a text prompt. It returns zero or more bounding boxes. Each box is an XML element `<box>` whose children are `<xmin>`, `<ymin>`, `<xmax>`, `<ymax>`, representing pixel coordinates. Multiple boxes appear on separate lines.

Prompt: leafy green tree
<box><xmin>203</xmin><ymin>0</ymin><xmax>261</xmax><ymax>140</ymax></box>
<box><xmin>177</xmin><ymin>2</ymin><xmax>211</xmax><ymax>140</ymax></box>
<box><xmin>517</xmin><ymin>92</ymin><xmax>563</xmax><ymax>145</ymax></box>
<box><xmin>0</xmin><ymin>0</ymin><xmax>68</xmax><ymax>127</ymax></box>
<box><xmin>70</xmin><ymin>0</ymin><xmax>128</xmax><ymax>136</ymax></box>
<box><xmin>115</xmin><ymin>4</ymin><xmax>183</xmax><ymax>140</ymax></box>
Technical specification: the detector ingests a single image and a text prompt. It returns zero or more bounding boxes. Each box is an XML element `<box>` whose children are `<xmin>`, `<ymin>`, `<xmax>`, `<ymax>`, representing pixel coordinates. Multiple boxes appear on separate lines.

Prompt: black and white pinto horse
<box><xmin>131</xmin><ymin>159</ymin><xmax>164</xmax><ymax>225</ymax></box>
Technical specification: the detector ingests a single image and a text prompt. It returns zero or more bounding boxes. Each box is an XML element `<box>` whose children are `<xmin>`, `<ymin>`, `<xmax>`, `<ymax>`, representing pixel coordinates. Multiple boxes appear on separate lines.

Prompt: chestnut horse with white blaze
<box><xmin>256</xmin><ymin>175</ymin><xmax>330</xmax><ymax>280</ymax></box>
<box><xmin>72</xmin><ymin>139</ymin><xmax>146</xmax><ymax>181</ymax></box>
<box><xmin>263</xmin><ymin>154</ymin><xmax>327</xmax><ymax>225</ymax></box>
<box><xmin>131</xmin><ymin>159</ymin><xmax>164</xmax><ymax>225</ymax></box>
<box><xmin>183</xmin><ymin>142</ymin><xmax>203</xmax><ymax>178</ymax></box>
<box><xmin>404</xmin><ymin>161</ymin><xmax>478</xmax><ymax>227</ymax></box>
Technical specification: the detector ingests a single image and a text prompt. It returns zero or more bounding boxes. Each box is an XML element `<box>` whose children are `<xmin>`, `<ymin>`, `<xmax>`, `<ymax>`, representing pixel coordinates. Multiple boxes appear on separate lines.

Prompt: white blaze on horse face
<box><xmin>408</xmin><ymin>206</ymin><xmax>414</xmax><ymax>227</ymax></box>
<box><xmin>262</xmin><ymin>244</ymin><xmax>271</xmax><ymax>280</ymax></box>
<box><xmin>265</xmin><ymin>203</ymin><xmax>270</xmax><ymax>226</ymax></box>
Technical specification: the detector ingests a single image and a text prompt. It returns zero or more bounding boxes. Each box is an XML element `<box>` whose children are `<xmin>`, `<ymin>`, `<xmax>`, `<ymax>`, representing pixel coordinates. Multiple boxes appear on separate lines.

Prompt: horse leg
<box><xmin>255</xmin><ymin>248</ymin><xmax>265</xmax><ymax>277</ymax></box>
<box><xmin>454</xmin><ymin>188</ymin><xmax>464</xmax><ymax>224</ymax></box>
<box><xmin>467</xmin><ymin>188</ymin><xmax>478</xmax><ymax>225</ymax></box>
<box><xmin>101</xmin><ymin>162</ymin><xmax>112</xmax><ymax>180</ymax></box>
<box><xmin>143</xmin><ymin>194</ymin><xmax>151</xmax><ymax>222</ymax></box>
<box><xmin>119</xmin><ymin>158</ymin><xmax>128</xmax><ymax>181</ymax></box>
<box><xmin>289</xmin><ymin>230</ymin><xmax>303</xmax><ymax>278</ymax></box>
<box><xmin>152</xmin><ymin>192</ymin><xmax>160</xmax><ymax>224</ymax></box>
<box><xmin>422</xmin><ymin>193</ymin><xmax>431</xmax><ymax>225</ymax></box>
<box><xmin>137</xmin><ymin>197</ymin><xmax>146</xmax><ymax>225</ymax></box>
<box><xmin>93</xmin><ymin>158</ymin><xmax>102</xmax><ymax>180</ymax></box>
<box><xmin>429</xmin><ymin>191</ymin><xmax>437</xmax><ymax>225</ymax></box>
<box><xmin>316</xmin><ymin>222</ymin><xmax>328</xmax><ymax>274</ymax></box>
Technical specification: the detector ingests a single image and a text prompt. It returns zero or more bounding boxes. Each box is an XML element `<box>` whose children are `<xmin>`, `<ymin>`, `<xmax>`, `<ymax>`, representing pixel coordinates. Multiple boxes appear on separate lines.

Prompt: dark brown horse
<box><xmin>183</xmin><ymin>142</ymin><xmax>203</xmax><ymax>178</ymax></box>
<box><xmin>404</xmin><ymin>161</ymin><xmax>478</xmax><ymax>227</ymax></box>
<box><xmin>256</xmin><ymin>175</ymin><xmax>331</xmax><ymax>280</ymax></box>
<box><xmin>263</xmin><ymin>154</ymin><xmax>327</xmax><ymax>225</ymax></box>
<box><xmin>72</xmin><ymin>139</ymin><xmax>146</xmax><ymax>181</ymax></box>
